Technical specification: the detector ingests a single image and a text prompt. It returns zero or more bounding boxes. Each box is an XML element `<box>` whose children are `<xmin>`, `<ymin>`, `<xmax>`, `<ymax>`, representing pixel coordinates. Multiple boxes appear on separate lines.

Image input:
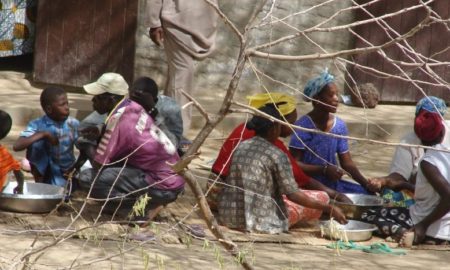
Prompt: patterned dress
<box><xmin>218</xmin><ymin>136</ymin><xmax>298</xmax><ymax>234</ymax></box>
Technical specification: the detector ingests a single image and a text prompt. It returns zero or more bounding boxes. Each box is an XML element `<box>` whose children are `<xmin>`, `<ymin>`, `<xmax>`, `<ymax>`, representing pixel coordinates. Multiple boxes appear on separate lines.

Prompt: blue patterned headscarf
<box><xmin>415</xmin><ymin>96</ymin><xmax>447</xmax><ymax>116</ymax></box>
<box><xmin>303</xmin><ymin>68</ymin><xmax>335</xmax><ymax>101</ymax></box>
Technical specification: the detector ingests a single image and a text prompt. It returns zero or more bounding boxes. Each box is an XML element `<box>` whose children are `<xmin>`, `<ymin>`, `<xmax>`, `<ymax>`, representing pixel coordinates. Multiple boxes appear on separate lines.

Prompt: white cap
<box><xmin>83</xmin><ymin>73</ymin><xmax>129</xmax><ymax>96</ymax></box>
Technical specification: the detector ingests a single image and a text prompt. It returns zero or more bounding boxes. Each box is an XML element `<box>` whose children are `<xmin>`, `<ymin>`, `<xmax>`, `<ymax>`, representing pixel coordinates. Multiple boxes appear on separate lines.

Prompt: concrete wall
<box><xmin>134</xmin><ymin>0</ymin><xmax>355</xmax><ymax>104</ymax></box>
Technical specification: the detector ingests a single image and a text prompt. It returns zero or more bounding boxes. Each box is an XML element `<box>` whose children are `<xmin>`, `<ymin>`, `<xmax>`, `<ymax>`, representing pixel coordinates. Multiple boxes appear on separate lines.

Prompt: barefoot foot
<box><xmin>399</xmin><ymin>231</ymin><xmax>414</xmax><ymax>248</ymax></box>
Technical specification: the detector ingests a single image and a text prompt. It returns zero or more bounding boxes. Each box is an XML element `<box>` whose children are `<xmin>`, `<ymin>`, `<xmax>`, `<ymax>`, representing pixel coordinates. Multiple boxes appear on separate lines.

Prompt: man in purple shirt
<box><xmin>80</xmin><ymin>78</ymin><xmax>184</xmax><ymax>224</ymax></box>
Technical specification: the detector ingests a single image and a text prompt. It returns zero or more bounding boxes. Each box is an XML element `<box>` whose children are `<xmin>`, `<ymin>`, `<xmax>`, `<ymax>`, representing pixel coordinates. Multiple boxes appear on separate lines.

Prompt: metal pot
<box><xmin>331</xmin><ymin>193</ymin><xmax>389</xmax><ymax>220</ymax></box>
<box><xmin>320</xmin><ymin>220</ymin><xmax>377</xmax><ymax>242</ymax></box>
<box><xmin>0</xmin><ymin>182</ymin><xmax>65</xmax><ymax>213</ymax></box>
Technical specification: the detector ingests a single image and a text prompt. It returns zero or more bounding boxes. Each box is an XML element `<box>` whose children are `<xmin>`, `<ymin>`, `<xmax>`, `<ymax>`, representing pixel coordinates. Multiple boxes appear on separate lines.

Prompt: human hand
<box><xmin>80</xmin><ymin>126</ymin><xmax>101</xmax><ymax>141</ymax></box>
<box><xmin>325</xmin><ymin>165</ymin><xmax>344</xmax><ymax>182</ymax></box>
<box><xmin>329</xmin><ymin>205</ymin><xmax>348</xmax><ymax>224</ymax></box>
<box><xmin>149</xmin><ymin>27</ymin><xmax>164</xmax><ymax>47</ymax></box>
<box><xmin>367</xmin><ymin>177</ymin><xmax>388</xmax><ymax>192</ymax></box>
<box><xmin>45</xmin><ymin>132</ymin><xmax>59</xmax><ymax>145</ymax></box>
<box><xmin>13</xmin><ymin>184</ymin><xmax>23</xmax><ymax>194</ymax></box>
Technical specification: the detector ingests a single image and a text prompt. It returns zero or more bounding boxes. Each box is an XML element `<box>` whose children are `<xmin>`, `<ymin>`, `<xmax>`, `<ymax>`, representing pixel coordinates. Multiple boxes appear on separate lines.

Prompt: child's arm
<box><xmin>13</xmin><ymin>132</ymin><xmax>58</xmax><ymax>151</ymax></box>
<box><xmin>13</xmin><ymin>170</ymin><xmax>24</xmax><ymax>194</ymax></box>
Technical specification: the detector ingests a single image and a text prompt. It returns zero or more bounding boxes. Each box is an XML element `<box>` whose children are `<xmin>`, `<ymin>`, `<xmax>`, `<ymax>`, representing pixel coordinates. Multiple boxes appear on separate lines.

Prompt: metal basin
<box><xmin>0</xmin><ymin>182</ymin><xmax>65</xmax><ymax>213</ymax></box>
<box><xmin>331</xmin><ymin>193</ymin><xmax>389</xmax><ymax>220</ymax></box>
<box><xmin>320</xmin><ymin>220</ymin><xmax>377</xmax><ymax>242</ymax></box>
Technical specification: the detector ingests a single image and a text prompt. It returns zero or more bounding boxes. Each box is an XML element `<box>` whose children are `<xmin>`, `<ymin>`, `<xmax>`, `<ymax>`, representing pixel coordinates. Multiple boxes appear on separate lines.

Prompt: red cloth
<box><xmin>414</xmin><ymin>110</ymin><xmax>444</xmax><ymax>142</ymax></box>
<box><xmin>0</xmin><ymin>145</ymin><xmax>21</xmax><ymax>189</ymax></box>
<box><xmin>212</xmin><ymin>123</ymin><xmax>310</xmax><ymax>187</ymax></box>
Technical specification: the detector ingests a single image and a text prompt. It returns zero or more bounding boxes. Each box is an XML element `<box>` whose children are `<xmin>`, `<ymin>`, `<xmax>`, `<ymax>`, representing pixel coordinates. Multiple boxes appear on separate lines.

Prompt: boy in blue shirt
<box><xmin>13</xmin><ymin>87</ymin><xmax>79</xmax><ymax>187</ymax></box>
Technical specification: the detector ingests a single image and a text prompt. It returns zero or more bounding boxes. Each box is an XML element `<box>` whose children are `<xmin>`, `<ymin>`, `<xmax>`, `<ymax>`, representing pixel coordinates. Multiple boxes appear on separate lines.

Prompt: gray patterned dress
<box><xmin>218</xmin><ymin>136</ymin><xmax>298</xmax><ymax>234</ymax></box>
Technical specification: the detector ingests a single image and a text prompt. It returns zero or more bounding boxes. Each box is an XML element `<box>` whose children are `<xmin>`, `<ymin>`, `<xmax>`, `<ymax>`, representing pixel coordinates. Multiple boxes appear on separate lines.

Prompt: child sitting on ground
<box><xmin>0</xmin><ymin>110</ymin><xmax>24</xmax><ymax>193</ymax></box>
<box><xmin>13</xmin><ymin>87</ymin><xmax>79</xmax><ymax>187</ymax></box>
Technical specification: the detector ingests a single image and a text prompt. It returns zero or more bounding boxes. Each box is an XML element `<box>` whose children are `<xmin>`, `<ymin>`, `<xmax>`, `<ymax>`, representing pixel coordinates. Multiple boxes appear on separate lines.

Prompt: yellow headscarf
<box><xmin>246</xmin><ymin>92</ymin><xmax>297</xmax><ymax>116</ymax></box>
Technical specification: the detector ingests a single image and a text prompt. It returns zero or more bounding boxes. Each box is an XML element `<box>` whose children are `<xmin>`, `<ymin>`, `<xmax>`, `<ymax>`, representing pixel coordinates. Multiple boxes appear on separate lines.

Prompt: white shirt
<box><xmin>409</xmin><ymin>144</ymin><xmax>450</xmax><ymax>240</ymax></box>
<box><xmin>389</xmin><ymin>120</ymin><xmax>450</xmax><ymax>181</ymax></box>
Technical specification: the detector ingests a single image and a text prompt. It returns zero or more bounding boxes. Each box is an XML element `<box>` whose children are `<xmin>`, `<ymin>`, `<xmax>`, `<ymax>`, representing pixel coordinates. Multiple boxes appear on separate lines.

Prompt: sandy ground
<box><xmin>0</xmin><ymin>70</ymin><xmax>449</xmax><ymax>269</ymax></box>
<box><xmin>2</xmin><ymin>232</ymin><xmax>450</xmax><ymax>270</ymax></box>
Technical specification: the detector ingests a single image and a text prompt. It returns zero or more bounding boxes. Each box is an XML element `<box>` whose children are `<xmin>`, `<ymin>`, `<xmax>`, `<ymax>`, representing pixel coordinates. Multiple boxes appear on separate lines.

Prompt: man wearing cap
<box><xmin>73</xmin><ymin>73</ymin><xmax>128</xmax><ymax>171</ymax></box>
<box><xmin>368</xmin><ymin>96</ymin><xmax>450</xmax><ymax>207</ymax></box>
<box><xmin>79</xmin><ymin>76</ymin><xmax>185</xmax><ymax>223</ymax></box>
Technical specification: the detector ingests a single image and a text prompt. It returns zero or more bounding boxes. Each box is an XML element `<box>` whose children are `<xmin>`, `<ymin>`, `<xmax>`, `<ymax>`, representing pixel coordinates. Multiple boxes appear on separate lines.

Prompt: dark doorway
<box><xmin>0</xmin><ymin>54</ymin><xmax>33</xmax><ymax>71</ymax></box>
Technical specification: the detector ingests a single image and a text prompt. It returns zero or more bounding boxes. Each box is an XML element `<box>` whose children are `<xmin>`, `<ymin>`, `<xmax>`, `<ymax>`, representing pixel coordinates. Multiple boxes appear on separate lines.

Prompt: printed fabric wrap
<box><xmin>0</xmin><ymin>0</ymin><xmax>37</xmax><ymax>57</ymax></box>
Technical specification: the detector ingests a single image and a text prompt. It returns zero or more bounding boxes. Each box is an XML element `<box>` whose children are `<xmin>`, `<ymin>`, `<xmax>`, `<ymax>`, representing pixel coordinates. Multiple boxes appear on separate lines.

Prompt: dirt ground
<box><xmin>1</xmin><ymin>70</ymin><xmax>449</xmax><ymax>269</ymax></box>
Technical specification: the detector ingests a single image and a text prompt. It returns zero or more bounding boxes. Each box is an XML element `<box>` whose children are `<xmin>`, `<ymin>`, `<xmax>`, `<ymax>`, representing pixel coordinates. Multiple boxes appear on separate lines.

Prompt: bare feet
<box><xmin>399</xmin><ymin>231</ymin><xmax>415</xmax><ymax>248</ymax></box>
<box><xmin>141</xmin><ymin>205</ymin><xmax>164</xmax><ymax>228</ymax></box>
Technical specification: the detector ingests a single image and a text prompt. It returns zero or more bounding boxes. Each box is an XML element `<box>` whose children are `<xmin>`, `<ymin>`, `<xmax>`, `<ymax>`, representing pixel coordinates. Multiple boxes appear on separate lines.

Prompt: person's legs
<box><xmin>284</xmin><ymin>190</ymin><xmax>330</xmax><ymax>227</ymax></box>
<box><xmin>163</xmin><ymin>31</ymin><xmax>195</xmax><ymax>132</ymax></box>
<box><xmin>361</xmin><ymin>207</ymin><xmax>413</xmax><ymax>240</ymax></box>
<box><xmin>79</xmin><ymin>166</ymin><xmax>148</xmax><ymax>199</ymax></box>
<box><xmin>26</xmin><ymin>140</ymin><xmax>65</xmax><ymax>185</ymax></box>
<box><xmin>140</xmin><ymin>186</ymin><xmax>184</xmax><ymax>227</ymax></box>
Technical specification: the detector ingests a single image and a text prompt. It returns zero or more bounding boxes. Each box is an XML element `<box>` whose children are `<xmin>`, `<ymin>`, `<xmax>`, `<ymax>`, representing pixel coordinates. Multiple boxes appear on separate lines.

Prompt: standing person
<box><xmin>0</xmin><ymin>110</ymin><xmax>24</xmax><ymax>194</ymax></box>
<box><xmin>362</xmin><ymin>111</ymin><xmax>450</xmax><ymax>247</ymax></box>
<box><xmin>289</xmin><ymin>69</ymin><xmax>370</xmax><ymax>194</ymax></box>
<box><xmin>79</xmin><ymin>77</ymin><xmax>184</xmax><ymax>224</ymax></box>
<box><xmin>368</xmin><ymin>96</ymin><xmax>449</xmax><ymax>207</ymax></box>
<box><xmin>148</xmin><ymin>0</ymin><xmax>218</xmax><ymax>133</ymax></box>
<box><xmin>13</xmin><ymin>87</ymin><xmax>79</xmax><ymax>187</ymax></box>
<box><xmin>218</xmin><ymin>103</ymin><xmax>347</xmax><ymax>234</ymax></box>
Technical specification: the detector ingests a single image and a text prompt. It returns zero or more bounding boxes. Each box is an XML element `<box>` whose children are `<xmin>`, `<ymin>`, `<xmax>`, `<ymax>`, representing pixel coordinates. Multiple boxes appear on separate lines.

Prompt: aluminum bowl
<box><xmin>320</xmin><ymin>220</ymin><xmax>377</xmax><ymax>242</ymax></box>
<box><xmin>0</xmin><ymin>182</ymin><xmax>65</xmax><ymax>213</ymax></box>
<box><xmin>332</xmin><ymin>193</ymin><xmax>389</xmax><ymax>220</ymax></box>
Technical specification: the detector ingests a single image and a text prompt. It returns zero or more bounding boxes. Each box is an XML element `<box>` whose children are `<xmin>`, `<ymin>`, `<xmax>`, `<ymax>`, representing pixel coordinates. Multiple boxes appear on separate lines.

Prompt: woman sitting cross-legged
<box><xmin>218</xmin><ymin>103</ymin><xmax>347</xmax><ymax>234</ymax></box>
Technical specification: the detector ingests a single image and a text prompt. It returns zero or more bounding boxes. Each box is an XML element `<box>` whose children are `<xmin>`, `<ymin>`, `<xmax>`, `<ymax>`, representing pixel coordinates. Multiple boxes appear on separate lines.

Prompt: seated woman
<box><xmin>367</xmin><ymin>96</ymin><xmax>448</xmax><ymax>207</ymax></box>
<box><xmin>209</xmin><ymin>92</ymin><xmax>351</xmax><ymax>210</ymax></box>
<box><xmin>362</xmin><ymin>110</ymin><xmax>450</xmax><ymax>246</ymax></box>
<box><xmin>289</xmin><ymin>69</ymin><xmax>370</xmax><ymax>194</ymax></box>
<box><xmin>218</xmin><ymin>103</ymin><xmax>347</xmax><ymax>234</ymax></box>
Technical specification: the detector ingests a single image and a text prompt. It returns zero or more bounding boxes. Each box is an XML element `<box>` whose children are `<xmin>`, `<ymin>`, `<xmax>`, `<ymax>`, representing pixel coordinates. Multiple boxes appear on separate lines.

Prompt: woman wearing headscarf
<box><xmin>289</xmin><ymin>69</ymin><xmax>370</xmax><ymax>194</ymax></box>
<box><xmin>218</xmin><ymin>103</ymin><xmax>347</xmax><ymax>234</ymax></box>
<box><xmin>362</xmin><ymin>110</ymin><xmax>450</xmax><ymax>247</ymax></box>
<box><xmin>368</xmin><ymin>96</ymin><xmax>450</xmax><ymax>207</ymax></box>
<box><xmin>208</xmin><ymin>93</ymin><xmax>351</xmax><ymax>212</ymax></box>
